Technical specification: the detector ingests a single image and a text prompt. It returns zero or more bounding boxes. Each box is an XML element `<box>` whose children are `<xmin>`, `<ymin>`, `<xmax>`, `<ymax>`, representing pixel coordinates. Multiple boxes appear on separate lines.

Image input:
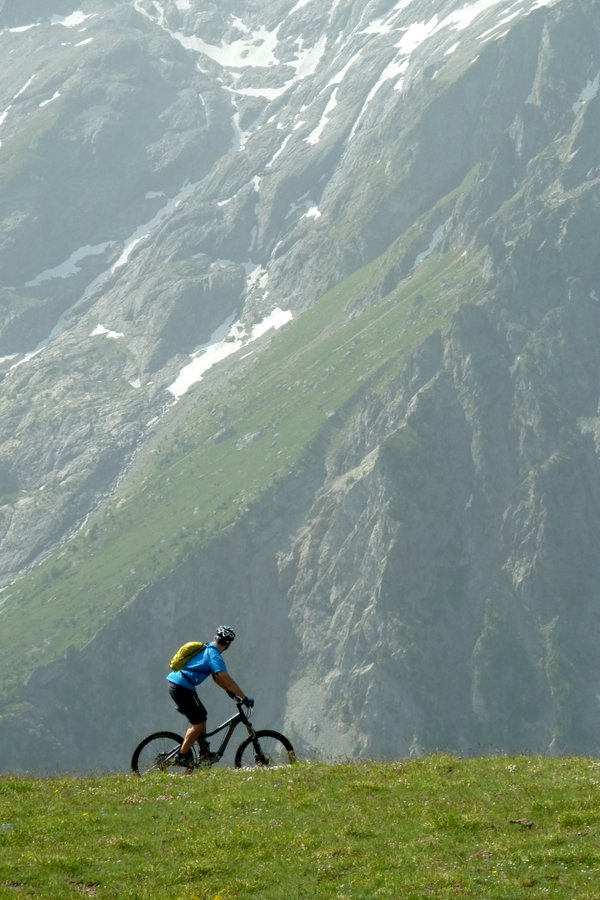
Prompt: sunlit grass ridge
<box><xmin>1</xmin><ymin>756</ymin><xmax>600</xmax><ymax>898</ymax></box>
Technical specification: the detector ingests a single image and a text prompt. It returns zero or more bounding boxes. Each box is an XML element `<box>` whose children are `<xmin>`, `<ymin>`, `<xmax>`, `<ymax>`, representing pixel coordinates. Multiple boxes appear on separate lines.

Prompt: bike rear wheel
<box><xmin>131</xmin><ymin>731</ymin><xmax>183</xmax><ymax>776</ymax></box>
<box><xmin>234</xmin><ymin>730</ymin><xmax>296</xmax><ymax>769</ymax></box>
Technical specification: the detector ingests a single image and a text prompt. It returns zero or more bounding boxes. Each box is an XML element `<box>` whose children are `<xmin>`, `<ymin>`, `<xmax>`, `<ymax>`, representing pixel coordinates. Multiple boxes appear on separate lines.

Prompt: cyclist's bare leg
<box><xmin>180</xmin><ymin>722</ymin><xmax>206</xmax><ymax>754</ymax></box>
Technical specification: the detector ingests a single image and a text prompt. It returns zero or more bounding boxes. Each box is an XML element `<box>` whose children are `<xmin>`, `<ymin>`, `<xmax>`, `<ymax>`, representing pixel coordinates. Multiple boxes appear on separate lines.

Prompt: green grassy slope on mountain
<box><xmin>2</xmin><ymin>757</ymin><xmax>600</xmax><ymax>898</ymax></box>
<box><xmin>0</xmin><ymin>248</ymin><xmax>483</xmax><ymax>702</ymax></box>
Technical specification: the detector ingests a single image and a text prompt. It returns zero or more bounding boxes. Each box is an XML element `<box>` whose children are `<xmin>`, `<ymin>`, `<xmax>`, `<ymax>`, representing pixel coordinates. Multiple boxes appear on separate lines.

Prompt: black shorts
<box><xmin>168</xmin><ymin>682</ymin><xmax>207</xmax><ymax>726</ymax></box>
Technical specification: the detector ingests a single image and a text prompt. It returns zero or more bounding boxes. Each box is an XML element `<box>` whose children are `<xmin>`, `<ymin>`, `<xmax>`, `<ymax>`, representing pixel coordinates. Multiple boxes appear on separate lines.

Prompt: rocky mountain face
<box><xmin>2</xmin><ymin>0</ymin><xmax>600</xmax><ymax>771</ymax></box>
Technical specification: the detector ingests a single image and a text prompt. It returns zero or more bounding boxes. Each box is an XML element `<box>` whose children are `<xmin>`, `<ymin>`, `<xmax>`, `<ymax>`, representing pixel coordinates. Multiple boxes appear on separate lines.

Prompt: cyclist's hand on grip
<box><xmin>243</xmin><ymin>696</ymin><xmax>254</xmax><ymax>708</ymax></box>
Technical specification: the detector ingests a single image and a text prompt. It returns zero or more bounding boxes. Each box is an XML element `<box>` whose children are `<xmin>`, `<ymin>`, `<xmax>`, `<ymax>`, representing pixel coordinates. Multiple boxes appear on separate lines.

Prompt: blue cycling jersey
<box><xmin>166</xmin><ymin>641</ymin><xmax>227</xmax><ymax>690</ymax></box>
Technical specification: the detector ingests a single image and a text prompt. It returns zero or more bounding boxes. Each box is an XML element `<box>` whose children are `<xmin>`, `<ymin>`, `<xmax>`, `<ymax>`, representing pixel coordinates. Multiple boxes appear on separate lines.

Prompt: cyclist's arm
<box><xmin>213</xmin><ymin>670</ymin><xmax>247</xmax><ymax>699</ymax></box>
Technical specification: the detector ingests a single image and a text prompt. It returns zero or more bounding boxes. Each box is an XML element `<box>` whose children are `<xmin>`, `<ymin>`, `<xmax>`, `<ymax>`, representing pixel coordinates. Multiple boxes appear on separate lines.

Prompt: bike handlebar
<box><xmin>226</xmin><ymin>690</ymin><xmax>253</xmax><ymax>709</ymax></box>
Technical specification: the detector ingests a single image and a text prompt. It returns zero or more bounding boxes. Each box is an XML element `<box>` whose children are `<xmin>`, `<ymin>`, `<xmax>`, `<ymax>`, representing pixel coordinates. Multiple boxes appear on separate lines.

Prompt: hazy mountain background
<box><xmin>1</xmin><ymin>0</ymin><xmax>600</xmax><ymax>772</ymax></box>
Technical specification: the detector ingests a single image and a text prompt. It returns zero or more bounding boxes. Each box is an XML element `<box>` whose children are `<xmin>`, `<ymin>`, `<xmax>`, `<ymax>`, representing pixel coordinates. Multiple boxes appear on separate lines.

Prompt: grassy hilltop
<box><xmin>1</xmin><ymin>756</ymin><xmax>600</xmax><ymax>898</ymax></box>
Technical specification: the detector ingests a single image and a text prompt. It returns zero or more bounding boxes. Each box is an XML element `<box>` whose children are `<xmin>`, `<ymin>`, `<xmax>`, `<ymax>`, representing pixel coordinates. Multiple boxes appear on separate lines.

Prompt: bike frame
<box><xmin>131</xmin><ymin>696</ymin><xmax>293</xmax><ymax>775</ymax></box>
<box><xmin>203</xmin><ymin>700</ymin><xmax>255</xmax><ymax>762</ymax></box>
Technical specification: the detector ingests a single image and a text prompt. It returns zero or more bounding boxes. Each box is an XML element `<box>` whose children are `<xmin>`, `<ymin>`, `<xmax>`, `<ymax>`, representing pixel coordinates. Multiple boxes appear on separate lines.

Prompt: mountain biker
<box><xmin>166</xmin><ymin>625</ymin><xmax>253</xmax><ymax>766</ymax></box>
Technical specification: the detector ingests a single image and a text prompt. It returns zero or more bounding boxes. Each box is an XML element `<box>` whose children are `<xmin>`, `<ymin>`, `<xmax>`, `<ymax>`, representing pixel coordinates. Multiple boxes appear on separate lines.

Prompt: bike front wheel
<box><xmin>234</xmin><ymin>730</ymin><xmax>296</xmax><ymax>769</ymax></box>
<box><xmin>131</xmin><ymin>731</ymin><xmax>183</xmax><ymax>776</ymax></box>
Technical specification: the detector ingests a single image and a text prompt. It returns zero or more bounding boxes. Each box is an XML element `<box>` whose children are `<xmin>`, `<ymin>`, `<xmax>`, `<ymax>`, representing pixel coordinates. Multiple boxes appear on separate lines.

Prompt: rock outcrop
<box><xmin>2</xmin><ymin>0</ymin><xmax>600</xmax><ymax>771</ymax></box>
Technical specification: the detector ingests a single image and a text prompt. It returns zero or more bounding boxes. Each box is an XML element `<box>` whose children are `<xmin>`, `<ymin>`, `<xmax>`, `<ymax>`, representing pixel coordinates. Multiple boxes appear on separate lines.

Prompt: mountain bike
<box><xmin>131</xmin><ymin>695</ymin><xmax>295</xmax><ymax>775</ymax></box>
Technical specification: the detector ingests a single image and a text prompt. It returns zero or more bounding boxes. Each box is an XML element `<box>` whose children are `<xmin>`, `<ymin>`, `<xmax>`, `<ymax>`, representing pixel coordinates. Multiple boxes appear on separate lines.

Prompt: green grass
<box><xmin>1</xmin><ymin>756</ymin><xmax>600</xmax><ymax>898</ymax></box>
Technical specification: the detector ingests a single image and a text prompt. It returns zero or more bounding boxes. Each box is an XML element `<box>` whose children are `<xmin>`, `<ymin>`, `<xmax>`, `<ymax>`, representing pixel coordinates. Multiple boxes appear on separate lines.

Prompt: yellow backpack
<box><xmin>169</xmin><ymin>641</ymin><xmax>206</xmax><ymax>671</ymax></box>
